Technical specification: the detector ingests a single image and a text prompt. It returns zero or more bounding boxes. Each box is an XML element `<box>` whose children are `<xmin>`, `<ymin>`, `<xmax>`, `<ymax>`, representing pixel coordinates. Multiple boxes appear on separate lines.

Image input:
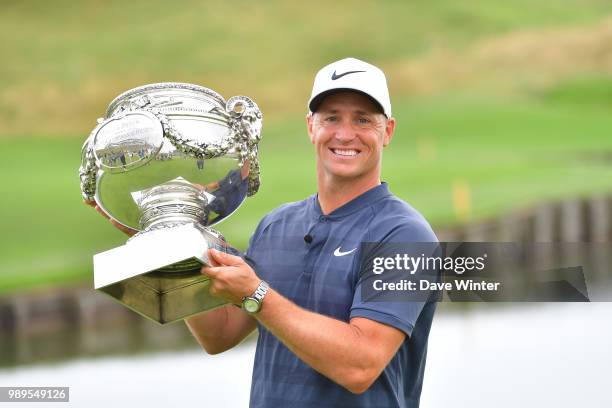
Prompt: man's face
<box><xmin>307</xmin><ymin>91</ymin><xmax>395</xmax><ymax>184</ymax></box>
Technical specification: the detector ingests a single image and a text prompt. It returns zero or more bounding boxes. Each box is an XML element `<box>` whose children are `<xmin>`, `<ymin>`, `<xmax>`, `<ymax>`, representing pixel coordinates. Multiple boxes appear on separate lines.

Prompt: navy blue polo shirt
<box><xmin>246</xmin><ymin>183</ymin><xmax>438</xmax><ymax>408</ymax></box>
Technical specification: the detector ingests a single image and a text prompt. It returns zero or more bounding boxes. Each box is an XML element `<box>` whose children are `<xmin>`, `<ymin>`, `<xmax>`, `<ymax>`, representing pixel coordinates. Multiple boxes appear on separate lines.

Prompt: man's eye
<box><xmin>325</xmin><ymin>116</ymin><xmax>338</xmax><ymax>122</ymax></box>
<box><xmin>358</xmin><ymin>117</ymin><xmax>370</xmax><ymax>124</ymax></box>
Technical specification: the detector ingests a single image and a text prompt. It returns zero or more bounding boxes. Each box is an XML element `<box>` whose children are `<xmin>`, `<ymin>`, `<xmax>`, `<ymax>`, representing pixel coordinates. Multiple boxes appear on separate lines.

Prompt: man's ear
<box><xmin>306</xmin><ymin>113</ymin><xmax>316</xmax><ymax>144</ymax></box>
<box><xmin>383</xmin><ymin>117</ymin><xmax>396</xmax><ymax>147</ymax></box>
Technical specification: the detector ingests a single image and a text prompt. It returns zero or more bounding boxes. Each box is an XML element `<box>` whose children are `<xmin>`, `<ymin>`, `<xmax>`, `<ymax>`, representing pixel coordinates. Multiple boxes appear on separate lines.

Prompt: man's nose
<box><xmin>334</xmin><ymin>121</ymin><xmax>356</xmax><ymax>142</ymax></box>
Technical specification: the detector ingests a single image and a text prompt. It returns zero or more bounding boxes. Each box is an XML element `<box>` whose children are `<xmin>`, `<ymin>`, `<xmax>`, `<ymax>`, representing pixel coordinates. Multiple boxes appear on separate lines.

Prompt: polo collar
<box><xmin>310</xmin><ymin>182</ymin><xmax>392</xmax><ymax>220</ymax></box>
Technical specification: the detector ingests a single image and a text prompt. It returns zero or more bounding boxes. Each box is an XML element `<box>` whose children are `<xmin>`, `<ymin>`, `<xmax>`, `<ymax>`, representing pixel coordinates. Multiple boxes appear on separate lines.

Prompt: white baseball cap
<box><xmin>308</xmin><ymin>57</ymin><xmax>392</xmax><ymax>117</ymax></box>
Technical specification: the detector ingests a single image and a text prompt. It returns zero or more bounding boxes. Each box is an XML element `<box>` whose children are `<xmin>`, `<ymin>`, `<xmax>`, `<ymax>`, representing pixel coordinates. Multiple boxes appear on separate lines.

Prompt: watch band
<box><xmin>242</xmin><ymin>280</ymin><xmax>269</xmax><ymax>314</ymax></box>
<box><xmin>252</xmin><ymin>280</ymin><xmax>269</xmax><ymax>303</ymax></box>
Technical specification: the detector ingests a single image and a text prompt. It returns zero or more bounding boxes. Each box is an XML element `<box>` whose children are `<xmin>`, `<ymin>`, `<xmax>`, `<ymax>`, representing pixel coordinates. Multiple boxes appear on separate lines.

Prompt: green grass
<box><xmin>2</xmin><ymin>88</ymin><xmax>612</xmax><ymax>293</ymax></box>
<box><xmin>2</xmin><ymin>1</ymin><xmax>612</xmax><ymax>292</ymax></box>
<box><xmin>2</xmin><ymin>0</ymin><xmax>612</xmax><ymax>134</ymax></box>
<box><xmin>539</xmin><ymin>76</ymin><xmax>612</xmax><ymax>110</ymax></box>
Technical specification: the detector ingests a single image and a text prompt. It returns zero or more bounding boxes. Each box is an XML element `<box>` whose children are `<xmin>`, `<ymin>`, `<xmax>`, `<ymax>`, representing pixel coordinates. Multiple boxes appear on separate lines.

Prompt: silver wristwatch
<box><xmin>242</xmin><ymin>280</ymin><xmax>269</xmax><ymax>314</ymax></box>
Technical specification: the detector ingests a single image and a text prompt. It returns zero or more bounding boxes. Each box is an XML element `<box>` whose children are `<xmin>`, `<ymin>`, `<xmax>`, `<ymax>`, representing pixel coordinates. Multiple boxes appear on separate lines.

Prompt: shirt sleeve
<box><xmin>245</xmin><ymin>212</ymin><xmax>272</xmax><ymax>260</ymax></box>
<box><xmin>349</xmin><ymin>217</ymin><xmax>440</xmax><ymax>337</ymax></box>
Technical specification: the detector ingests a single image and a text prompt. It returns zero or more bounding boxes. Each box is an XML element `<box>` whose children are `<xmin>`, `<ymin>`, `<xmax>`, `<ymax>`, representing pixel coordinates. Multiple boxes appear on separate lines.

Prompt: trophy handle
<box><xmin>227</xmin><ymin>96</ymin><xmax>263</xmax><ymax>196</ymax></box>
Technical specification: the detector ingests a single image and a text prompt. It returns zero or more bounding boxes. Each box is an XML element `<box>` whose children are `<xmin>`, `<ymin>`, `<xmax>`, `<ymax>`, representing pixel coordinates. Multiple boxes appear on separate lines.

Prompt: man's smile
<box><xmin>330</xmin><ymin>147</ymin><xmax>361</xmax><ymax>157</ymax></box>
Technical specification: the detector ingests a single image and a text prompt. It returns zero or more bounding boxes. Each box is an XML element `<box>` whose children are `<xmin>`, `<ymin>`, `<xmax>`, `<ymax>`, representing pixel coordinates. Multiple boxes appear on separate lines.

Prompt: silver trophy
<box><xmin>79</xmin><ymin>83</ymin><xmax>262</xmax><ymax>324</ymax></box>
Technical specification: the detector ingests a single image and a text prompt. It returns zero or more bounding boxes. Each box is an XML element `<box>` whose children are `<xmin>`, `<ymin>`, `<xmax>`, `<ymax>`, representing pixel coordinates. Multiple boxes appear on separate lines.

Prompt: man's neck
<box><xmin>317</xmin><ymin>173</ymin><xmax>381</xmax><ymax>215</ymax></box>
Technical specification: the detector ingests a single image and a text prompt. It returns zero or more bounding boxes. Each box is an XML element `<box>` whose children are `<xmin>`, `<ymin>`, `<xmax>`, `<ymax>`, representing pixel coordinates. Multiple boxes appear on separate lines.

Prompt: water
<box><xmin>421</xmin><ymin>303</ymin><xmax>612</xmax><ymax>408</ymax></box>
<box><xmin>1</xmin><ymin>303</ymin><xmax>610</xmax><ymax>407</ymax></box>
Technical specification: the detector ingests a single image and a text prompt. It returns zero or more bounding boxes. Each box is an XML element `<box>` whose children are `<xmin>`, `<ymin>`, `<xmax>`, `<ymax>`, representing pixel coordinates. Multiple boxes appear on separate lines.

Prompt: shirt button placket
<box><xmin>303</xmin><ymin>217</ymin><xmax>330</xmax><ymax>279</ymax></box>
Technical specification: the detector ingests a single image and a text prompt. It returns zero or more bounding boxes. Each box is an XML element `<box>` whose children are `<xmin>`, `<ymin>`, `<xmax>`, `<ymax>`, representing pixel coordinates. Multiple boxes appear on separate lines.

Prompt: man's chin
<box><xmin>326</xmin><ymin>169</ymin><xmax>365</xmax><ymax>183</ymax></box>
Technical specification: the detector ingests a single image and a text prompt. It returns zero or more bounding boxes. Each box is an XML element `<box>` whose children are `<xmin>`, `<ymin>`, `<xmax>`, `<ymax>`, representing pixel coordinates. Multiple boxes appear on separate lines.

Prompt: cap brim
<box><xmin>308</xmin><ymin>88</ymin><xmax>386</xmax><ymax>117</ymax></box>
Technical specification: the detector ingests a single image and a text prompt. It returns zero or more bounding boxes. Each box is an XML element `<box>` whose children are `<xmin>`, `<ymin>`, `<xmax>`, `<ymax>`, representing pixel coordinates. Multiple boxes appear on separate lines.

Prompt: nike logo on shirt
<box><xmin>331</xmin><ymin>70</ymin><xmax>366</xmax><ymax>80</ymax></box>
<box><xmin>334</xmin><ymin>247</ymin><xmax>357</xmax><ymax>257</ymax></box>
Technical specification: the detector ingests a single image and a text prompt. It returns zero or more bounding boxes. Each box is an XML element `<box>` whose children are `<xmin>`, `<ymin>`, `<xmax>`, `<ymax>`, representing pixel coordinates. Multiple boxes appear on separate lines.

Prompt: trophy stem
<box><xmin>135</xmin><ymin>177</ymin><xmax>209</xmax><ymax>232</ymax></box>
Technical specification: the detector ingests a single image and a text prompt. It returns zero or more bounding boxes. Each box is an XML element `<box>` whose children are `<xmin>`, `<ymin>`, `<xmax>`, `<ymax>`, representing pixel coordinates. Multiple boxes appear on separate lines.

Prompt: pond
<box><xmin>0</xmin><ymin>302</ymin><xmax>610</xmax><ymax>407</ymax></box>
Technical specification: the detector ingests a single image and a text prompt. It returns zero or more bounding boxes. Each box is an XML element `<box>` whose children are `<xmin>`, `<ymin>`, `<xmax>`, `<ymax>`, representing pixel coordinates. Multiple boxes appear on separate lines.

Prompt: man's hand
<box><xmin>201</xmin><ymin>248</ymin><xmax>260</xmax><ymax>305</ymax></box>
<box><xmin>186</xmin><ymin>247</ymin><xmax>258</xmax><ymax>354</ymax></box>
<box><xmin>83</xmin><ymin>199</ymin><xmax>138</xmax><ymax>237</ymax></box>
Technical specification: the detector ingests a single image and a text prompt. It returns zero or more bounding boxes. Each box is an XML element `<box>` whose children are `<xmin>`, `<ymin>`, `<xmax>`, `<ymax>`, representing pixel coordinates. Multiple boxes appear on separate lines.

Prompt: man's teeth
<box><xmin>332</xmin><ymin>149</ymin><xmax>358</xmax><ymax>156</ymax></box>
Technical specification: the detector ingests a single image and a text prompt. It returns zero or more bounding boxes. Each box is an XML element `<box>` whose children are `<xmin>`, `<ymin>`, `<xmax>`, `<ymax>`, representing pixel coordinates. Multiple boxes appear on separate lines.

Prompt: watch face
<box><xmin>243</xmin><ymin>298</ymin><xmax>259</xmax><ymax>313</ymax></box>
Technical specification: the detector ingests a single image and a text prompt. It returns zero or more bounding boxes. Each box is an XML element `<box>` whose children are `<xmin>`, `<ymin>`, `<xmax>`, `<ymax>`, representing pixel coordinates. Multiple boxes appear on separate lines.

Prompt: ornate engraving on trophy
<box><xmin>93</xmin><ymin>112</ymin><xmax>164</xmax><ymax>171</ymax></box>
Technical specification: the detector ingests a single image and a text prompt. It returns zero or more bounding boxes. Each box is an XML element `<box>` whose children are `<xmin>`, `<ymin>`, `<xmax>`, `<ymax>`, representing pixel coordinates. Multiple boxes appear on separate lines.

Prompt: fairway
<box><xmin>1</xmin><ymin>92</ymin><xmax>611</xmax><ymax>293</ymax></box>
<box><xmin>1</xmin><ymin>1</ymin><xmax>612</xmax><ymax>292</ymax></box>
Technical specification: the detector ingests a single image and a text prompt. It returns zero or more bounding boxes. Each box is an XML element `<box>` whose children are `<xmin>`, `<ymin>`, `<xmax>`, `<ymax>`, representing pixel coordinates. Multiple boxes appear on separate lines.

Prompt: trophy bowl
<box><xmin>79</xmin><ymin>82</ymin><xmax>262</xmax><ymax>324</ymax></box>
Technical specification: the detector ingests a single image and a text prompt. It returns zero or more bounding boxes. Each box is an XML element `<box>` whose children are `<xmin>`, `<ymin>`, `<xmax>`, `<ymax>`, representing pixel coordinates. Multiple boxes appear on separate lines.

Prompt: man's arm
<box><xmin>184</xmin><ymin>305</ymin><xmax>256</xmax><ymax>355</ymax></box>
<box><xmin>203</xmin><ymin>249</ymin><xmax>406</xmax><ymax>394</ymax></box>
<box><xmin>84</xmin><ymin>199</ymin><xmax>138</xmax><ymax>236</ymax></box>
<box><xmin>256</xmin><ymin>289</ymin><xmax>405</xmax><ymax>394</ymax></box>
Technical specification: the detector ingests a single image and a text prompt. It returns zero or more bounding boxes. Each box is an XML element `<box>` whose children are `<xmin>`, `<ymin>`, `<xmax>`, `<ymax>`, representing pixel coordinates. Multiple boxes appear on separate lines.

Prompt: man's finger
<box><xmin>206</xmin><ymin>250</ymin><xmax>221</xmax><ymax>267</ymax></box>
<box><xmin>95</xmin><ymin>205</ymin><xmax>111</xmax><ymax>220</ymax></box>
<box><xmin>208</xmin><ymin>282</ymin><xmax>219</xmax><ymax>296</ymax></box>
<box><xmin>208</xmin><ymin>248</ymin><xmax>243</xmax><ymax>266</ymax></box>
<box><xmin>110</xmin><ymin>219</ymin><xmax>137</xmax><ymax>236</ymax></box>
<box><xmin>201</xmin><ymin>265</ymin><xmax>223</xmax><ymax>277</ymax></box>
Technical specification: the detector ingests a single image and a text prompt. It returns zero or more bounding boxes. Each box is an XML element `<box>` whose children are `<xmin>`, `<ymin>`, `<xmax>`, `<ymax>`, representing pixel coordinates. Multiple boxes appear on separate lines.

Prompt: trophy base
<box><xmin>93</xmin><ymin>223</ymin><xmax>230</xmax><ymax>324</ymax></box>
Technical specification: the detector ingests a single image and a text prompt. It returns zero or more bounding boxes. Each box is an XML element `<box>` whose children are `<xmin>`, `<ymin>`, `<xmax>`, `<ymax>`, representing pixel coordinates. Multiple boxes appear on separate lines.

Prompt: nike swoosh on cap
<box><xmin>331</xmin><ymin>70</ymin><xmax>366</xmax><ymax>80</ymax></box>
<box><xmin>334</xmin><ymin>247</ymin><xmax>357</xmax><ymax>257</ymax></box>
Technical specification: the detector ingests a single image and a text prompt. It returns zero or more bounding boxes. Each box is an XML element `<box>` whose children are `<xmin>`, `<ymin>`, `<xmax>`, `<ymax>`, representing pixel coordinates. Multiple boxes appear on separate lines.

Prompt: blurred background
<box><xmin>0</xmin><ymin>0</ymin><xmax>611</xmax><ymax>406</ymax></box>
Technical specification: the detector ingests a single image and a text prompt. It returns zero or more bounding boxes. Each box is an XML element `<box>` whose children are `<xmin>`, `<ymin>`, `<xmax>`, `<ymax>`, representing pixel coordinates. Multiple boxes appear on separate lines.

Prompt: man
<box><xmin>185</xmin><ymin>57</ymin><xmax>439</xmax><ymax>407</ymax></box>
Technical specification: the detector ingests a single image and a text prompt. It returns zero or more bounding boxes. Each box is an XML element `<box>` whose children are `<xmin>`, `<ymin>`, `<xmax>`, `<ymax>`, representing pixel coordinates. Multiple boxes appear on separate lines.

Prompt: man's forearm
<box><xmin>254</xmin><ymin>288</ymin><xmax>398</xmax><ymax>394</ymax></box>
<box><xmin>185</xmin><ymin>304</ymin><xmax>255</xmax><ymax>354</ymax></box>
